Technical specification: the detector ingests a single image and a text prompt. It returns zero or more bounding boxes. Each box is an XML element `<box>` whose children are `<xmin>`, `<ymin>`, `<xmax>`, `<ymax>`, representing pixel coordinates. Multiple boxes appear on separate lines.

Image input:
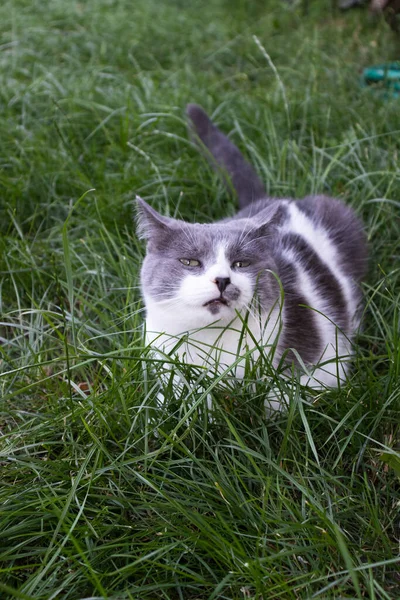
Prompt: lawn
<box><xmin>1</xmin><ymin>0</ymin><xmax>399</xmax><ymax>598</ymax></box>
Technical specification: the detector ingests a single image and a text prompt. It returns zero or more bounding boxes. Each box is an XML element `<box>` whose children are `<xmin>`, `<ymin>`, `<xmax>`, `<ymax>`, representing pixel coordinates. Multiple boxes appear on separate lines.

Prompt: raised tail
<box><xmin>186</xmin><ymin>104</ymin><xmax>266</xmax><ymax>209</ymax></box>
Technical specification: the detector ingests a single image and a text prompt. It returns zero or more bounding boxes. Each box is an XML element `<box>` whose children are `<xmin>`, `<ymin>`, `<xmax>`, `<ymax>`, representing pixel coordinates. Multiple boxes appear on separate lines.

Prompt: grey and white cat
<box><xmin>136</xmin><ymin>104</ymin><xmax>367</xmax><ymax>389</ymax></box>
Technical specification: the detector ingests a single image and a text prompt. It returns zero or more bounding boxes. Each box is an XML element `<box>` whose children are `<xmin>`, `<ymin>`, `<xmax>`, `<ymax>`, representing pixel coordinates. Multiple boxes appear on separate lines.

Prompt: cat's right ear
<box><xmin>134</xmin><ymin>196</ymin><xmax>173</xmax><ymax>243</ymax></box>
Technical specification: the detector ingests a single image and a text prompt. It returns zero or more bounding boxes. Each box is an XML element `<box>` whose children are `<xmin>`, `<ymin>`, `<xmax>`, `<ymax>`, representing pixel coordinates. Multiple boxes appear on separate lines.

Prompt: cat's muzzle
<box><xmin>203</xmin><ymin>296</ymin><xmax>229</xmax><ymax>308</ymax></box>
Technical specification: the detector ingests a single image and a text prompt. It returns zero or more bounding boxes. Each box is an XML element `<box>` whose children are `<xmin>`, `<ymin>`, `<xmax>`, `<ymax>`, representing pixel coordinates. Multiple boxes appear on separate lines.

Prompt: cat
<box><xmin>136</xmin><ymin>104</ymin><xmax>367</xmax><ymax>390</ymax></box>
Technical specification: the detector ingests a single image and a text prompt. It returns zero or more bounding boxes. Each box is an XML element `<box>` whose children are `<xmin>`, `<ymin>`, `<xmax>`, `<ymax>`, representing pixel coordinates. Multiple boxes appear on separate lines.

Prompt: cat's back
<box><xmin>255</xmin><ymin>194</ymin><xmax>367</xmax><ymax>375</ymax></box>
<box><xmin>232</xmin><ymin>194</ymin><xmax>367</xmax><ymax>348</ymax></box>
<box><xmin>296</xmin><ymin>195</ymin><xmax>367</xmax><ymax>283</ymax></box>
<box><xmin>234</xmin><ymin>194</ymin><xmax>367</xmax><ymax>284</ymax></box>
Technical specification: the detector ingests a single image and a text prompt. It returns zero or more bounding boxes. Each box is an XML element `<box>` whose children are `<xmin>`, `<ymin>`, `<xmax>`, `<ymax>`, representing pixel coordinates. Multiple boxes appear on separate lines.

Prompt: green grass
<box><xmin>1</xmin><ymin>0</ymin><xmax>400</xmax><ymax>598</ymax></box>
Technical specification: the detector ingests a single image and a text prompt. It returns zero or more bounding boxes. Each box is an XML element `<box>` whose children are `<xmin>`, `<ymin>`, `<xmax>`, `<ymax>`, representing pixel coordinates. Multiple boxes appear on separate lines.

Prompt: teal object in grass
<box><xmin>362</xmin><ymin>63</ymin><xmax>400</xmax><ymax>98</ymax></box>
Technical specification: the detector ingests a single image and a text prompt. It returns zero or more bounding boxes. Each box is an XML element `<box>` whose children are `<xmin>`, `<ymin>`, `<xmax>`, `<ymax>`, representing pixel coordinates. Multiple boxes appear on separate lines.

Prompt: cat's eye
<box><xmin>179</xmin><ymin>258</ymin><xmax>201</xmax><ymax>267</ymax></box>
<box><xmin>232</xmin><ymin>260</ymin><xmax>250</xmax><ymax>268</ymax></box>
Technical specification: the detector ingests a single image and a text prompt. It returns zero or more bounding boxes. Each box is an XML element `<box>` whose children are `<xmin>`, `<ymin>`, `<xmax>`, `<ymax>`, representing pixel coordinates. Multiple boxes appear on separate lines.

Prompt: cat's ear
<box><xmin>250</xmin><ymin>204</ymin><xmax>287</xmax><ymax>239</ymax></box>
<box><xmin>134</xmin><ymin>196</ymin><xmax>174</xmax><ymax>242</ymax></box>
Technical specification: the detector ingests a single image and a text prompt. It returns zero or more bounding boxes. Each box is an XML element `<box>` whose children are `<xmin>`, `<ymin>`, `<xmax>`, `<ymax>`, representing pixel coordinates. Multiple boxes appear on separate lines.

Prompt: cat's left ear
<box><xmin>250</xmin><ymin>203</ymin><xmax>287</xmax><ymax>240</ymax></box>
<box><xmin>134</xmin><ymin>196</ymin><xmax>175</xmax><ymax>242</ymax></box>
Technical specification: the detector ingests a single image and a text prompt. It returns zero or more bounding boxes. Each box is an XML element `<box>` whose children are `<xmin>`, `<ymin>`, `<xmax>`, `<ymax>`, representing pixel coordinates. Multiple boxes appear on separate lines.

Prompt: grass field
<box><xmin>1</xmin><ymin>0</ymin><xmax>400</xmax><ymax>598</ymax></box>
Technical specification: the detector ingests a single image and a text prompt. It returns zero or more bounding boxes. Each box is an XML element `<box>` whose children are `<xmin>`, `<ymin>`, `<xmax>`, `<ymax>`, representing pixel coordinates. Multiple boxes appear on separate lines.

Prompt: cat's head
<box><xmin>136</xmin><ymin>197</ymin><xmax>280</xmax><ymax>329</ymax></box>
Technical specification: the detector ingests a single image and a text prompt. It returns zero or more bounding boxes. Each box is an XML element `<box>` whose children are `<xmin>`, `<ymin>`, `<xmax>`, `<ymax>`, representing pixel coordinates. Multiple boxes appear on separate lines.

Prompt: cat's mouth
<box><xmin>203</xmin><ymin>297</ymin><xmax>229</xmax><ymax>308</ymax></box>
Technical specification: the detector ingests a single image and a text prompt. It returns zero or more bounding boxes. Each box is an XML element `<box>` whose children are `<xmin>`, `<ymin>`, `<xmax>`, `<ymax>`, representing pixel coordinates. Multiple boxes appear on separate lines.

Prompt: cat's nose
<box><xmin>215</xmin><ymin>277</ymin><xmax>230</xmax><ymax>294</ymax></box>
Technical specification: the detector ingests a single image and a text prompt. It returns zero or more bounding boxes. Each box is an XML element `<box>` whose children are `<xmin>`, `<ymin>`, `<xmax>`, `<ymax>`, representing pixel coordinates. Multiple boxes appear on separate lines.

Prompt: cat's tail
<box><xmin>186</xmin><ymin>103</ymin><xmax>266</xmax><ymax>209</ymax></box>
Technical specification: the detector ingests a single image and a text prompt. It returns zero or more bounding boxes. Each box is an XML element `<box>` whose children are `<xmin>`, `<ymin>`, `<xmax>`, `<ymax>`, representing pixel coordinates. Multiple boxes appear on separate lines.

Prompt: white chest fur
<box><xmin>145</xmin><ymin>303</ymin><xmax>282</xmax><ymax>377</ymax></box>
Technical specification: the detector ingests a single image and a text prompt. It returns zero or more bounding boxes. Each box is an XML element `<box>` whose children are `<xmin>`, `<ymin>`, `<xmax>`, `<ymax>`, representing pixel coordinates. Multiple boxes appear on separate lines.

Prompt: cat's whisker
<box><xmin>237</xmin><ymin>220</ymin><xmax>261</xmax><ymax>246</ymax></box>
<box><xmin>240</xmin><ymin>233</ymin><xmax>274</xmax><ymax>250</ymax></box>
<box><xmin>179</xmin><ymin>223</ymin><xmax>199</xmax><ymax>248</ymax></box>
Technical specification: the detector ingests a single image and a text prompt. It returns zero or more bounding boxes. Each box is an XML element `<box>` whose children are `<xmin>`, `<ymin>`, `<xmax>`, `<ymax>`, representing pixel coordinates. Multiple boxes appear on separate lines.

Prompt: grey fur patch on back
<box><xmin>275</xmin><ymin>257</ymin><xmax>323</xmax><ymax>366</ymax></box>
<box><xmin>297</xmin><ymin>195</ymin><xmax>368</xmax><ymax>283</ymax></box>
<box><xmin>281</xmin><ymin>232</ymin><xmax>349</xmax><ymax>332</ymax></box>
